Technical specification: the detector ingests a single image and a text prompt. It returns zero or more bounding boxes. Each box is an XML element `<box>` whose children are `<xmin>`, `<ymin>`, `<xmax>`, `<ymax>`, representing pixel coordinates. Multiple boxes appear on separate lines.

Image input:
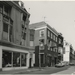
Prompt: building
<box><xmin>0</xmin><ymin>1</ymin><xmax>35</xmax><ymax>71</ymax></box>
<box><xmin>63</xmin><ymin>41</ymin><xmax>75</xmax><ymax>63</ymax></box>
<box><xmin>29</xmin><ymin>29</ymin><xmax>35</xmax><ymax>68</ymax></box>
<box><xmin>57</xmin><ymin>33</ymin><xmax>64</xmax><ymax>62</ymax></box>
<box><xmin>29</xmin><ymin>21</ymin><xmax>64</xmax><ymax>67</ymax></box>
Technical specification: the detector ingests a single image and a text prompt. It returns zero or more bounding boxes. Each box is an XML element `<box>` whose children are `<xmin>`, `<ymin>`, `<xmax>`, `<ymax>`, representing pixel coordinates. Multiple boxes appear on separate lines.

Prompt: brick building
<box><xmin>29</xmin><ymin>21</ymin><xmax>64</xmax><ymax>67</ymax></box>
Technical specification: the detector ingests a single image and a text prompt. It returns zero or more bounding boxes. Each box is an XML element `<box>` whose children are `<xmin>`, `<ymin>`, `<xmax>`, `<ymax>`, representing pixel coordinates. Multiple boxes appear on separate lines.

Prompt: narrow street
<box><xmin>19</xmin><ymin>66</ymin><xmax>73</xmax><ymax>74</ymax></box>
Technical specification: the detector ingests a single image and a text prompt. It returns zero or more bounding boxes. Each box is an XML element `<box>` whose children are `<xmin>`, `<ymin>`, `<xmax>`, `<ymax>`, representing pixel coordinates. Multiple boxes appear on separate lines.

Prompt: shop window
<box><xmin>13</xmin><ymin>52</ymin><xmax>20</xmax><ymax>67</ymax></box>
<box><xmin>2</xmin><ymin>50</ymin><xmax>12</xmax><ymax>67</ymax></box>
<box><xmin>21</xmin><ymin>53</ymin><xmax>27</xmax><ymax>66</ymax></box>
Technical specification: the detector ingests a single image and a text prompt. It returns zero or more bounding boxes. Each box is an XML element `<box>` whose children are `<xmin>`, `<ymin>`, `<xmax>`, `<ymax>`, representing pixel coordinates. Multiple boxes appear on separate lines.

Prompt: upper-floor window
<box><xmin>4</xmin><ymin>6</ymin><xmax>11</xmax><ymax>17</ymax></box>
<box><xmin>55</xmin><ymin>36</ymin><xmax>57</xmax><ymax>42</ymax></box>
<box><xmin>3</xmin><ymin>23</ymin><xmax>8</xmax><ymax>33</ymax></box>
<box><xmin>0</xmin><ymin>4</ymin><xmax>3</xmax><ymax>13</ymax></box>
<box><xmin>59</xmin><ymin>38</ymin><xmax>62</xmax><ymax>44</ymax></box>
<box><xmin>39</xmin><ymin>30</ymin><xmax>44</xmax><ymax>37</ymax></box>
<box><xmin>22</xmin><ymin>32</ymin><xmax>26</xmax><ymax>40</ymax></box>
<box><xmin>30</xmin><ymin>34</ymin><xmax>34</xmax><ymax>41</ymax></box>
<box><xmin>48</xmin><ymin>30</ymin><xmax>50</xmax><ymax>37</ymax></box>
<box><xmin>51</xmin><ymin>32</ymin><xmax>53</xmax><ymax>39</ymax></box>
<box><xmin>3</xmin><ymin>22</ymin><xmax>13</xmax><ymax>42</ymax></box>
<box><xmin>54</xmin><ymin>35</ymin><xmax>55</xmax><ymax>41</ymax></box>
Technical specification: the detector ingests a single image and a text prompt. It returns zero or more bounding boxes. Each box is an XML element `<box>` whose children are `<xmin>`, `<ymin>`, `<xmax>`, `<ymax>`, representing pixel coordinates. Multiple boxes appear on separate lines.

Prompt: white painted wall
<box><xmin>63</xmin><ymin>41</ymin><xmax>70</xmax><ymax>62</ymax></box>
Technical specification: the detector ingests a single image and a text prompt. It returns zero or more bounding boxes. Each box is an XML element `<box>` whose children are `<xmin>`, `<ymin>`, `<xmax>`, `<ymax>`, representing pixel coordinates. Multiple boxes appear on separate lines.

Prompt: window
<box><xmin>51</xmin><ymin>32</ymin><xmax>53</xmax><ymax>39</ymax></box>
<box><xmin>54</xmin><ymin>35</ymin><xmax>55</xmax><ymax>41</ymax></box>
<box><xmin>40</xmin><ymin>30</ymin><xmax>44</xmax><ymax>37</ymax></box>
<box><xmin>48</xmin><ymin>30</ymin><xmax>50</xmax><ymax>37</ymax></box>
<box><xmin>0</xmin><ymin>5</ymin><xmax>3</xmax><ymax>13</ymax></box>
<box><xmin>59</xmin><ymin>38</ymin><xmax>61</xmax><ymax>44</ymax></box>
<box><xmin>30</xmin><ymin>41</ymin><xmax>34</xmax><ymax>46</ymax></box>
<box><xmin>39</xmin><ymin>39</ymin><xmax>44</xmax><ymax>50</ymax></box>
<box><xmin>13</xmin><ymin>52</ymin><xmax>20</xmax><ymax>67</ymax></box>
<box><xmin>30</xmin><ymin>34</ymin><xmax>34</xmax><ymax>41</ymax></box>
<box><xmin>3</xmin><ymin>23</ymin><xmax>9</xmax><ymax>41</ymax></box>
<box><xmin>21</xmin><ymin>53</ymin><xmax>27</xmax><ymax>66</ymax></box>
<box><xmin>3</xmin><ymin>23</ymin><xmax>8</xmax><ymax>33</ymax></box>
<box><xmin>23</xmin><ymin>14</ymin><xmax>27</xmax><ymax>22</ymax></box>
<box><xmin>9</xmin><ymin>25</ymin><xmax>13</xmax><ymax>42</ymax></box>
<box><xmin>56</xmin><ymin>37</ymin><xmax>57</xmax><ymax>42</ymax></box>
<box><xmin>47</xmin><ymin>39</ymin><xmax>51</xmax><ymax>50</ymax></box>
<box><xmin>22</xmin><ymin>32</ymin><xmax>26</xmax><ymax>40</ymax></box>
<box><xmin>2</xmin><ymin>51</ymin><xmax>12</xmax><ymax>67</ymax></box>
<box><xmin>2</xmin><ymin>50</ymin><xmax>28</xmax><ymax>68</ymax></box>
<box><xmin>4</xmin><ymin>6</ymin><xmax>9</xmax><ymax>16</ymax></box>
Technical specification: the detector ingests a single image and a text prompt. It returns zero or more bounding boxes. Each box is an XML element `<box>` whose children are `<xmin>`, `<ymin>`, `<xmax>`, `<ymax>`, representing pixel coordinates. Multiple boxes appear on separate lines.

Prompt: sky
<box><xmin>23</xmin><ymin>1</ymin><xmax>75</xmax><ymax>50</ymax></box>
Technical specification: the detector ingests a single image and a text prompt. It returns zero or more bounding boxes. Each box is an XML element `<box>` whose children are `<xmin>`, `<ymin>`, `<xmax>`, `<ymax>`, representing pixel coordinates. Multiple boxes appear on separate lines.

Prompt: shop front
<box><xmin>0</xmin><ymin>45</ymin><xmax>30</xmax><ymax>71</ymax></box>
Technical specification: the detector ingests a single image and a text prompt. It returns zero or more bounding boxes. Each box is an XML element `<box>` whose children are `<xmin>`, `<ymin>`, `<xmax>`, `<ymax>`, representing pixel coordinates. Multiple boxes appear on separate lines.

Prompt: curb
<box><xmin>16</xmin><ymin>68</ymin><xmax>44</xmax><ymax>74</ymax></box>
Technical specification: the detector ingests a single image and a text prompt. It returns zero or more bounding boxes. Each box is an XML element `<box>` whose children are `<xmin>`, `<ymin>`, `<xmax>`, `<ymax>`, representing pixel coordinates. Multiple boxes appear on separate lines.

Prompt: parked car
<box><xmin>61</xmin><ymin>61</ymin><xmax>69</xmax><ymax>66</ymax></box>
<box><xmin>69</xmin><ymin>62</ymin><xmax>75</xmax><ymax>66</ymax></box>
<box><xmin>55</xmin><ymin>61</ymin><xmax>69</xmax><ymax>67</ymax></box>
<box><xmin>55</xmin><ymin>62</ymin><xmax>64</xmax><ymax>67</ymax></box>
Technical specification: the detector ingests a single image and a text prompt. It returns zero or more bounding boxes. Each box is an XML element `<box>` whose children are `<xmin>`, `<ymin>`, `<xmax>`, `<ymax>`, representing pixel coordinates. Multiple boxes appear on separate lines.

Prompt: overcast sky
<box><xmin>23</xmin><ymin>1</ymin><xmax>75</xmax><ymax>50</ymax></box>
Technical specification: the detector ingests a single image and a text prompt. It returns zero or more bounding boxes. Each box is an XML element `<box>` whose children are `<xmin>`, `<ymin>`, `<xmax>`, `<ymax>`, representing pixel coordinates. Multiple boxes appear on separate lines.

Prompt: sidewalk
<box><xmin>0</xmin><ymin>67</ymin><xmax>46</xmax><ymax>74</ymax></box>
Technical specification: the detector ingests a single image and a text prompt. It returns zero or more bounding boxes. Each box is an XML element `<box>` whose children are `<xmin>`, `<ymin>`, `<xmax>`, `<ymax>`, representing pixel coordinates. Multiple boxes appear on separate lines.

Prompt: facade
<box><xmin>29</xmin><ymin>29</ymin><xmax>35</xmax><ymax>68</ymax></box>
<box><xmin>0</xmin><ymin>1</ymin><xmax>34</xmax><ymax>71</ymax></box>
<box><xmin>63</xmin><ymin>41</ymin><xmax>74</xmax><ymax>63</ymax></box>
<box><xmin>57</xmin><ymin>33</ymin><xmax>64</xmax><ymax>62</ymax></box>
<box><xmin>29</xmin><ymin>21</ymin><xmax>64</xmax><ymax>67</ymax></box>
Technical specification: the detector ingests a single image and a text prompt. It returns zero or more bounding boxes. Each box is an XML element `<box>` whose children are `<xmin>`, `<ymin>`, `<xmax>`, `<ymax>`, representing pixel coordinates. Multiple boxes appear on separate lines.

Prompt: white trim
<box><xmin>1</xmin><ymin>46</ymin><xmax>29</xmax><ymax>53</ymax></box>
<box><xmin>35</xmin><ymin>26</ymin><xmax>47</xmax><ymax>30</ymax></box>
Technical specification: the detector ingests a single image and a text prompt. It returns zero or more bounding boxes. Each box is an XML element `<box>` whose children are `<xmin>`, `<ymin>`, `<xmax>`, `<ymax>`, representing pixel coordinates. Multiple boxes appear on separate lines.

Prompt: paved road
<box><xmin>52</xmin><ymin>66</ymin><xmax>75</xmax><ymax>75</ymax></box>
<box><xmin>20</xmin><ymin>66</ymin><xmax>70</xmax><ymax>74</ymax></box>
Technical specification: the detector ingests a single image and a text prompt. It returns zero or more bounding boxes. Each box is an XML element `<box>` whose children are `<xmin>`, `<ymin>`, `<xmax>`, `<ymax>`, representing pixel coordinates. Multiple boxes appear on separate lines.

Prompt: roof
<box><xmin>2</xmin><ymin>1</ymin><xmax>30</xmax><ymax>17</ymax></box>
<box><xmin>29</xmin><ymin>21</ymin><xmax>59</xmax><ymax>35</ymax></box>
<box><xmin>29</xmin><ymin>21</ymin><xmax>47</xmax><ymax>29</ymax></box>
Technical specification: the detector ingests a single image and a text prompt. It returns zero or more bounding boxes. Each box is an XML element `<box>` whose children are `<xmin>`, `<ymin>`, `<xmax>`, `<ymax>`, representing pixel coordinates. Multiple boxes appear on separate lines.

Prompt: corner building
<box><xmin>0</xmin><ymin>1</ymin><xmax>34</xmax><ymax>71</ymax></box>
<box><xmin>29</xmin><ymin>21</ymin><xmax>61</xmax><ymax>67</ymax></box>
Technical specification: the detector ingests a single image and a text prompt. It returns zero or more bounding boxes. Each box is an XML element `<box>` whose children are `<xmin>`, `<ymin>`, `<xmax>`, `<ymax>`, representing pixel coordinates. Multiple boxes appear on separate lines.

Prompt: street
<box><xmin>19</xmin><ymin>66</ymin><xmax>75</xmax><ymax>74</ymax></box>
